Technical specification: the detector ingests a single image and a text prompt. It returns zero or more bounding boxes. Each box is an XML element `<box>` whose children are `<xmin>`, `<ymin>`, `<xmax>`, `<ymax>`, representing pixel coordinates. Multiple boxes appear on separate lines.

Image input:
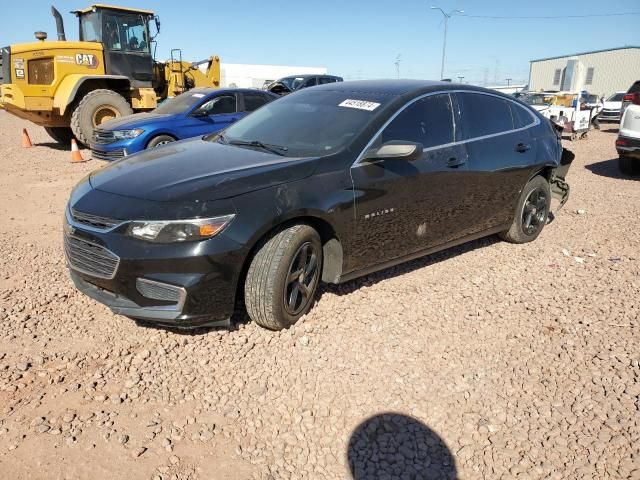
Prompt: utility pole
<box><xmin>458</xmin><ymin>76</ymin><xmax>464</xmax><ymax>83</ymax></box>
<box><xmin>431</xmin><ymin>6</ymin><xmax>464</xmax><ymax>80</ymax></box>
<box><xmin>394</xmin><ymin>54</ymin><xmax>402</xmax><ymax>79</ymax></box>
<box><xmin>505</xmin><ymin>78</ymin><xmax>512</xmax><ymax>86</ymax></box>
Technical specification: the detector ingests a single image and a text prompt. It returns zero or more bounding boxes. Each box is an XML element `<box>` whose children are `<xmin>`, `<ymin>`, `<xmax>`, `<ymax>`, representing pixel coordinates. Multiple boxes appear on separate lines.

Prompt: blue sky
<box><xmin>1</xmin><ymin>0</ymin><xmax>638</xmax><ymax>85</ymax></box>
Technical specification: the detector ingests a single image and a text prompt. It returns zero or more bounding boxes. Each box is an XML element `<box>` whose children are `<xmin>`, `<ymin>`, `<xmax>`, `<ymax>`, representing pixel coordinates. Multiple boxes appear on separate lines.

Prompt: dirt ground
<box><xmin>0</xmin><ymin>111</ymin><xmax>638</xmax><ymax>480</ymax></box>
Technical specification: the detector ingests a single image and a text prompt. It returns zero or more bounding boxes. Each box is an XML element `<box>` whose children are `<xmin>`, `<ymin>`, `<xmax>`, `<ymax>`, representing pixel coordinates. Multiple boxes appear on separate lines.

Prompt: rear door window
<box><xmin>318</xmin><ymin>77</ymin><xmax>336</xmax><ymax>85</ymax></box>
<box><xmin>243</xmin><ymin>93</ymin><xmax>271</xmax><ymax>112</ymax></box>
<box><xmin>381</xmin><ymin>94</ymin><xmax>455</xmax><ymax>148</ymax></box>
<box><xmin>457</xmin><ymin>92</ymin><xmax>514</xmax><ymax>139</ymax></box>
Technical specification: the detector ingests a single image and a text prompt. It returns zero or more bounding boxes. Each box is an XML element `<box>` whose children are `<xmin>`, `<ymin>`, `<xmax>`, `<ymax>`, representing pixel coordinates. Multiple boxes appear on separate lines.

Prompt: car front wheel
<box><xmin>500</xmin><ymin>175</ymin><xmax>551</xmax><ymax>244</ymax></box>
<box><xmin>147</xmin><ymin>135</ymin><xmax>175</xmax><ymax>149</ymax></box>
<box><xmin>245</xmin><ymin>225</ymin><xmax>322</xmax><ymax>330</ymax></box>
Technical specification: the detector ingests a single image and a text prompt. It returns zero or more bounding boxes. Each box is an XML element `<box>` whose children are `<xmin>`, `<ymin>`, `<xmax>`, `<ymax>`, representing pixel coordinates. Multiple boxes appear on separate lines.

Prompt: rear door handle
<box><xmin>515</xmin><ymin>143</ymin><xmax>531</xmax><ymax>153</ymax></box>
<box><xmin>447</xmin><ymin>157</ymin><xmax>465</xmax><ymax>168</ymax></box>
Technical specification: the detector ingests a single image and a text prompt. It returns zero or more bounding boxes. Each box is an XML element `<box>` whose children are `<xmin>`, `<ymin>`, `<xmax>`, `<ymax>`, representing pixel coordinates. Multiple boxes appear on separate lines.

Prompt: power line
<box><xmin>460</xmin><ymin>12</ymin><xmax>640</xmax><ymax>19</ymax></box>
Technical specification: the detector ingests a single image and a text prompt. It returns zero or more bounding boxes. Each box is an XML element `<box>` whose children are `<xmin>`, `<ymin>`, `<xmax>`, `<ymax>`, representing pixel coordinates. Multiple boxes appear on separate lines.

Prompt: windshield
<box><xmin>278</xmin><ymin>77</ymin><xmax>305</xmax><ymax>91</ymax></box>
<box><xmin>154</xmin><ymin>91</ymin><xmax>210</xmax><ymax>115</ymax></box>
<box><xmin>80</xmin><ymin>12</ymin><xmax>102</xmax><ymax>42</ymax></box>
<box><xmin>607</xmin><ymin>93</ymin><xmax>625</xmax><ymax>102</ymax></box>
<box><xmin>212</xmin><ymin>90</ymin><xmax>391</xmax><ymax>157</ymax></box>
<box><xmin>523</xmin><ymin>94</ymin><xmax>553</xmax><ymax>106</ymax></box>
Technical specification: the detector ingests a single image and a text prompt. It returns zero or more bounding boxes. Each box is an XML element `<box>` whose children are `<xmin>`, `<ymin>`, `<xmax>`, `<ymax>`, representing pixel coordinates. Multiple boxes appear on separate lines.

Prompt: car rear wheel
<box><xmin>619</xmin><ymin>155</ymin><xmax>640</xmax><ymax>175</ymax></box>
<box><xmin>245</xmin><ymin>225</ymin><xmax>322</xmax><ymax>330</ymax></box>
<box><xmin>147</xmin><ymin>135</ymin><xmax>176</xmax><ymax>149</ymax></box>
<box><xmin>44</xmin><ymin>127</ymin><xmax>74</xmax><ymax>145</ymax></box>
<box><xmin>500</xmin><ymin>175</ymin><xmax>551</xmax><ymax>244</ymax></box>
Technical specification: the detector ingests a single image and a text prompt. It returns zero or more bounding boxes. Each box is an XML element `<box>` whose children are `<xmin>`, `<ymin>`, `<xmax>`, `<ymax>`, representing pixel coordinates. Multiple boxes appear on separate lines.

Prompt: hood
<box><xmin>89</xmin><ymin>137</ymin><xmax>318</xmax><ymax>202</ymax></box>
<box><xmin>603</xmin><ymin>101</ymin><xmax>621</xmax><ymax>110</ymax></box>
<box><xmin>98</xmin><ymin>112</ymin><xmax>173</xmax><ymax>130</ymax></box>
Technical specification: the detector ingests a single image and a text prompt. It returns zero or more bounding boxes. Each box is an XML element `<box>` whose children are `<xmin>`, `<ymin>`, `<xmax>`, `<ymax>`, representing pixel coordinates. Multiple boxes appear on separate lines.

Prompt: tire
<box><xmin>70</xmin><ymin>89</ymin><xmax>133</xmax><ymax>146</ymax></box>
<box><xmin>619</xmin><ymin>155</ymin><xmax>640</xmax><ymax>176</ymax></box>
<box><xmin>245</xmin><ymin>225</ymin><xmax>322</xmax><ymax>330</ymax></box>
<box><xmin>500</xmin><ymin>175</ymin><xmax>551</xmax><ymax>244</ymax></box>
<box><xmin>146</xmin><ymin>135</ymin><xmax>175</xmax><ymax>149</ymax></box>
<box><xmin>44</xmin><ymin>127</ymin><xmax>74</xmax><ymax>145</ymax></box>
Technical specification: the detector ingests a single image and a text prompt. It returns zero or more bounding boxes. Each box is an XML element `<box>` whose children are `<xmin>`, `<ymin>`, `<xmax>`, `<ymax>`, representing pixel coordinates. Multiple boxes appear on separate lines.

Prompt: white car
<box><xmin>599</xmin><ymin>92</ymin><xmax>626</xmax><ymax>123</ymax></box>
<box><xmin>616</xmin><ymin>104</ymin><xmax>640</xmax><ymax>175</ymax></box>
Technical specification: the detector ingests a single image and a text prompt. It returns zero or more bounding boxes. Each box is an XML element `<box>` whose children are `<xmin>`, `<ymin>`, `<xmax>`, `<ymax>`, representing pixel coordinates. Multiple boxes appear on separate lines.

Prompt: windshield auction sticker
<box><xmin>339</xmin><ymin>99</ymin><xmax>381</xmax><ymax>111</ymax></box>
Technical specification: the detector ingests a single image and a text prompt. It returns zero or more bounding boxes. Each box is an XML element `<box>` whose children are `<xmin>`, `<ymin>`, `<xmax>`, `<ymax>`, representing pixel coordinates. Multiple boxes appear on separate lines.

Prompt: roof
<box><xmin>530</xmin><ymin>45</ymin><xmax>640</xmax><ymax>63</ymax></box>
<box><xmin>72</xmin><ymin>4</ymin><xmax>155</xmax><ymax>15</ymax></box>
<box><xmin>312</xmin><ymin>79</ymin><xmax>461</xmax><ymax>96</ymax></box>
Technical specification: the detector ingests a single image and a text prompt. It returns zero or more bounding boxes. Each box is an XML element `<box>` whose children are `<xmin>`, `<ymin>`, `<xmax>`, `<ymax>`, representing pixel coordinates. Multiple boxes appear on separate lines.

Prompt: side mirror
<box><xmin>191</xmin><ymin>110</ymin><xmax>209</xmax><ymax>118</ymax></box>
<box><xmin>364</xmin><ymin>141</ymin><xmax>423</xmax><ymax>162</ymax></box>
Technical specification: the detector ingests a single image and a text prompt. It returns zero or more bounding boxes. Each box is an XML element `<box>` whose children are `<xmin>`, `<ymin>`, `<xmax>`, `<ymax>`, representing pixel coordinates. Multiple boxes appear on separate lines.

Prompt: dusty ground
<box><xmin>0</xmin><ymin>111</ymin><xmax>638</xmax><ymax>480</ymax></box>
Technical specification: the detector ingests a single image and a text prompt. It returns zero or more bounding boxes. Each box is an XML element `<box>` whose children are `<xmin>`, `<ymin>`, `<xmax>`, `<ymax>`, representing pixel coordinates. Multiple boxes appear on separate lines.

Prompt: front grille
<box><xmin>136</xmin><ymin>278</ymin><xmax>183</xmax><ymax>303</ymax></box>
<box><xmin>91</xmin><ymin>148</ymin><xmax>126</xmax><ymax>161</ymax></box>
<box><xmin>71</xmin><ymin>208</ymin><xmax>121</xmax><ymax>230</ymax></box>
<box><xmin>64</xmin><ymin>235</ymin><xmax>120</xmax><ymax>279</ymax></box>
<box><xmin>93</xmin><ymin>128</ymin><xmax>116</xmax><ymax>144</ymax></box>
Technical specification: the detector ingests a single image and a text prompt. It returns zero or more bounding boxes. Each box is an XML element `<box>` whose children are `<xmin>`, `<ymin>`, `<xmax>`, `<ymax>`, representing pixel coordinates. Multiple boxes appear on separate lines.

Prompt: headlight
<box><xmin>112</xmin><ymin>129</ymin><xmax>144</xmax><ymax>140</ymax></box>
<box><xmin>126</xmin><ymin>214</ymin><xmax>235</xmax><ymax>243</ymax></box>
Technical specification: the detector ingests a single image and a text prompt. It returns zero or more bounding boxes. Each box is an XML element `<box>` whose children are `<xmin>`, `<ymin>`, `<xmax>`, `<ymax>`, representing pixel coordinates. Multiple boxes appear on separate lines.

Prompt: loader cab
<box><xmin>74</xmin><ymin>5</ymin><xmax>155</xmax><ymax>87</ymax></box>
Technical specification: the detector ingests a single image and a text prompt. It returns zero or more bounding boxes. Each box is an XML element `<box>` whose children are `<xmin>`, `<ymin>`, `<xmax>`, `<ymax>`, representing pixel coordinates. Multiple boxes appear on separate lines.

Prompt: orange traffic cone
<box><xmin>22</xmin><ymin>128</ymin><xmax>33</xmax><ymax>148</ymax></box>
<box><xmin>70</xmin><ymin>139</ymin><xmax>86</xmax><ymax>163</ymax></box>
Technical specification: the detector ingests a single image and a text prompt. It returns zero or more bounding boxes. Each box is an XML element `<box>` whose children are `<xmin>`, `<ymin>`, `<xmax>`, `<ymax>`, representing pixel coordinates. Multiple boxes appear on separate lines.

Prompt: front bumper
<box><xmin>63</xmin><ymin>205</ymin><xmax>243</xmax><ymax>328</ymax></box>
<box><xmin>599</xmin><ymin>110</ymin><xmax>621</xmax><ymax>122</ymax></box>
<box><xmin>90</xmin><ymin>137</ymin><xmax>144</xmax><ymax>161</ymax></box>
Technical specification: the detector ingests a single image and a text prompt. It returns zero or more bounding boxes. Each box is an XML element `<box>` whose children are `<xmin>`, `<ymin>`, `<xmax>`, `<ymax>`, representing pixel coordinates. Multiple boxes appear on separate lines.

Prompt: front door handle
<box><xmin>447</xmin><ymin>157</ymin><xmax>465</xmax><ymax>168</ymax></box>
<box><xmin>515</xmin><ymin>143</ymin><xmax>531</xmax><ymax>153</ymax></box>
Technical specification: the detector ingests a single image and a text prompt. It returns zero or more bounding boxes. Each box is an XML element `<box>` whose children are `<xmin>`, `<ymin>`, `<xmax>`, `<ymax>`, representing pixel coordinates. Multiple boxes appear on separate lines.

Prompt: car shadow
<box><xmin>322</xmin><ymin>235</ymin><xmax>500</xmax><ymax>298</ymax></box>
<box><xmin>585</xmin><ymin>157</ymin><xmax>640</xmax><ymax>180</ymax></box>
<box><xmin>140</xmin><ymin>235</ymin><xmax>500</xmax><ymax>335</ymax></box>
<box><xmin>600</xmin><ymin>127</ymin><xmax>619</xmax><ymax>134</ymax></box>
<box><xmin>347</xmin><ymin>413</ymin><xmax>457</xmax><ymax>480</ymax></box>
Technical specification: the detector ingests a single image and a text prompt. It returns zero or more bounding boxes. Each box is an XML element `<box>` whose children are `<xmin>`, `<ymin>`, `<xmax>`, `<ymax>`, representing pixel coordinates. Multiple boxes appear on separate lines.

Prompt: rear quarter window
<box><xmin>457</xmin><ymin>92</ymin><xmax>514</xmax><ymax>139</ymax></box>
<box><xmin>628</xmin><ymin>81</ymin><xmax>640</xmax><ymax>94</ymax></box>
<box><xmin>509</xmin><ymin>102</ymin><xmax>536</xmax><ymax>129</ymax></box>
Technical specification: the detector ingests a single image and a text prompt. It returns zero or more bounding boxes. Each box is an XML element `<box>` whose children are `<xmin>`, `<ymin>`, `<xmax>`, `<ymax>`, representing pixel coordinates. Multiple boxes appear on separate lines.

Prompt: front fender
<box><xmin>53</xmin><ymin>74</ymin><xmax>130</xmax><ymax>115</ymax></box>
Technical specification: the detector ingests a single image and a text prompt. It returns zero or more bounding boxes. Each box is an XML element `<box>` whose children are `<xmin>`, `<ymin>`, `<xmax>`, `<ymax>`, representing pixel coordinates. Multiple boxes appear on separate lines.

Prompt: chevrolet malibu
<box><xmin>64</xmin><ymin>80</ymin><xmax>572</xmax><ymax>330</ymax></box>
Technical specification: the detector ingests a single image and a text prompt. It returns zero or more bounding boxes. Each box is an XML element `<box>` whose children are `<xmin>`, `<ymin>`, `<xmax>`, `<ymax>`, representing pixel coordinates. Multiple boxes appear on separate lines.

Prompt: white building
<box><xmin>218</xmin><ymin>63</ymin><xmax>327</xmax><ymax>89</ymax></box>
<box><xmin>528</xmin><ymin>46</ymin><xmax>640</xmax><ymax>97</ymax></box>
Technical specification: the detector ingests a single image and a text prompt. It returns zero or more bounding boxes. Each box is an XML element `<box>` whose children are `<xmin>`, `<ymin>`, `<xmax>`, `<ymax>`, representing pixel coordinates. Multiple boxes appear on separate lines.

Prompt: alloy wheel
<box><xmin>283</xmin><ymin>242</ymin><xmax>319</xmax><ymax>316</ymax></box>
<box><xmin>522</xmin><ymin>187</ymin><xmax>547</xmax><ymax>235</ymax></box>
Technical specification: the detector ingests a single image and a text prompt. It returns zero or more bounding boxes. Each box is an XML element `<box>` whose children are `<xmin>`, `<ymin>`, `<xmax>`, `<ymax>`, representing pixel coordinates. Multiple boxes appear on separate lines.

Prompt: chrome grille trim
<box><xmin>71</xmin><ymin>209</ymin><xmax>121</xmax><ymax>230</ymax></box>
<box><xmin>64</xmin><ymin>235</ymin><xmax>120</xmax><ymax>279</ymax></box>
<box><xmin>93</xmin><ymin>128</ymin><xmax>116</xmax><ymax>144</ymax></box>
<box><xmin>136</xmin><ymin>278</ymin><xmax>186</xmax><ymax>307</ymax></box>
<box><xmin>91</xmin><ymin>148</ymin><xmax>126</xmax><ymax>161</ymax></box>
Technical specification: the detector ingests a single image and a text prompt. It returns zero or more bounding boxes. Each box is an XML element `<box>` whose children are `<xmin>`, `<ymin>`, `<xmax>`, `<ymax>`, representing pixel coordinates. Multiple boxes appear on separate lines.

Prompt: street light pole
<box><xmin>431</xmin><ymin>7</ymin><xmax>464</xmax><ymax>80</ymax></box>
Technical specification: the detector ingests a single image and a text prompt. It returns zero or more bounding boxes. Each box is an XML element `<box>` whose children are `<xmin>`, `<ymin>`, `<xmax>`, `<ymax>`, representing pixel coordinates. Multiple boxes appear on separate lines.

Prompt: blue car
<box><xmin>90</xmin><ymin>88</ymin><xmax>278</xmax><ymax>160</ymax></box>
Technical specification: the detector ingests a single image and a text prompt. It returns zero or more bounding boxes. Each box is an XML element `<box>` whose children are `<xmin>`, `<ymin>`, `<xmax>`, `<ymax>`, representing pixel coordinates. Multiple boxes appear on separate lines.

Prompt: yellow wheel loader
<box><xmin>0</xmin><ymin>4</ymin><xmax>220</xmax><ymax>145</ymax></box>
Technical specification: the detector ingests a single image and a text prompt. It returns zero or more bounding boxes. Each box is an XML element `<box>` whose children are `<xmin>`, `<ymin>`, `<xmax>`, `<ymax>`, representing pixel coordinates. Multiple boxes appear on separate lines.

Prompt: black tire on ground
<box><xmin>70</xmin><ymin>89</ymin><xmax>133</xmax><ymax>146</ymax></box>
<box><xmin>619</xmin><ymin>155</ymin><xmax>640</xmax><ymax>176</ymax></box>
<box><xmin>244</xmin><ymin>224</ymin><xmax>322</xmax><ymax>330</ymax></box>
<box><xmin>146</xmin><ymin>135</ymin><xmax>176</xmax><ymax>149</ymax></box>
<box><xmin>500</xmin><ymin>175</ymin><xmax>551</xmax><ymax>244</ymax></box>
<box><xmin>44</xmin><ymin>127</ymin><xmax>74</xmax><ymax>145</ymax></box>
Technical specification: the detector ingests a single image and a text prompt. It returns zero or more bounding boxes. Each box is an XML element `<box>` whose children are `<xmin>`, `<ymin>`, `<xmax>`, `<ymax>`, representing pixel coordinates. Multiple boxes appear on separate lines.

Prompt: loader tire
<box><xmin>71</xmin><ymin>89</ymin><xmax>133</xmax><ymax>146</ymax></box>
<box><xmin>44</xmin><ymin>127</ymin><xmax>74</xmax><ymax>145</ymax></box>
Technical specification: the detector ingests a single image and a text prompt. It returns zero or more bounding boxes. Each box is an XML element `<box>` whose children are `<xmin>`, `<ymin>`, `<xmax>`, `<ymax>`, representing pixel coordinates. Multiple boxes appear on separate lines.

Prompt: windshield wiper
<box><xmin>226</xmin><ymin>139</ymin><xmax>288</xmax><ymax>156</ymax></box>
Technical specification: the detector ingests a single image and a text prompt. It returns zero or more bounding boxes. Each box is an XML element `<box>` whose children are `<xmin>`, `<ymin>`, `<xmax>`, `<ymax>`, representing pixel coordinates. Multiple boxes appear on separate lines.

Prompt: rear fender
<box><xmin>550</xmin><ymin>148</ymin><xmax>574</xmax><ymax>209</ymax></box>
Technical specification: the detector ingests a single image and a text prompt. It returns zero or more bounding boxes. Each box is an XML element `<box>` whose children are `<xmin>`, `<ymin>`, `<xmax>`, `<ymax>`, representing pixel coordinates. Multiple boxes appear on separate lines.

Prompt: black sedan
<box><xmin>64</xmin><ymin>80</ymin><xmax>572</xmax><ymax>330</ymax></box>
